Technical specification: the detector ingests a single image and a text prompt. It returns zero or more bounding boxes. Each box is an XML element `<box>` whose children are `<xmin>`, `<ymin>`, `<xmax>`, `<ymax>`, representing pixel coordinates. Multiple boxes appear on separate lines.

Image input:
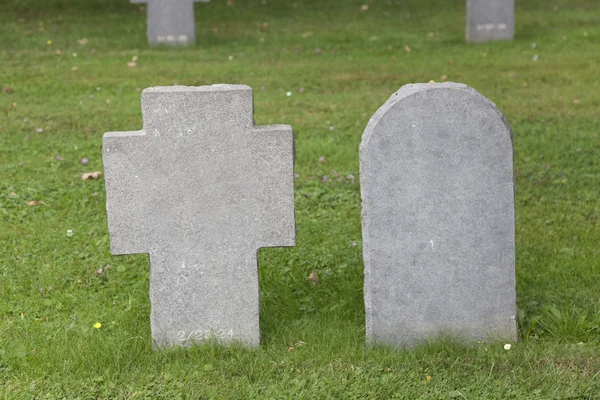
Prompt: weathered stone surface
<box><xmin>103</xmin><ymin>85</ymin><xmax>295</xmax><ymax>348</ymax></box>
<box><xmin>466</xmin><ymin>0</ymin><xmax>515</xmax><ymax>43</ymax></box>
<box><xmin>131</xmin><ymin>0</ymin><xmax>210</xmax><ymax>46</ymax></box>
<box><xmin>360</xmin><ymin>82</ymin><xmax>517</xmax><ymax>348</ymax></box>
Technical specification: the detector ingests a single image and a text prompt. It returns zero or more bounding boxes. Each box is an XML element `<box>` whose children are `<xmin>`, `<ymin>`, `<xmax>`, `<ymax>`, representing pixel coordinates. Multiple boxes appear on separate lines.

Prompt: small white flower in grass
<box><xmin>66</xmin><ymin>229</ymin><xmax>73</xmax><ymax>237</ymax></box>
<box><xmin>504</xmin><ymin>343</ymin><xmax>511</xmax><ymax>350</ymax></box>
<box><xmin>286</xmin><ymin>91</ymin><xmax>292</xmax><ymax>97</ymax></box>
<box><xmin>532</xmin><ymin>54</ymin><xmax>539</xmax><ymax>62</ymax></box>
<box><xmin>228</xmin><ymin>55</ymin><xmax>233</xmax><ymax>61</ymax></box>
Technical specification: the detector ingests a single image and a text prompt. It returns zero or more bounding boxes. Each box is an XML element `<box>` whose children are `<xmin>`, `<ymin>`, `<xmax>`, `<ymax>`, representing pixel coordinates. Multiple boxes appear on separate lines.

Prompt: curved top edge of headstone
<box><xmin>360</xmin><ymin>82</ymin><xmax>512</xmax><ymax>152</ymax></box>
<box><xmin>143</xmin><ymin>84</ymin><xmax>251</xmax><ymax>94</ymax></box>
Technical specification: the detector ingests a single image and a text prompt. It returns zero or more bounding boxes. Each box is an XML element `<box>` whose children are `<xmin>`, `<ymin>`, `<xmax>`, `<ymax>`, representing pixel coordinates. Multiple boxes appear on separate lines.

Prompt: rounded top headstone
<box><xmin>360</xmin><ymin>82</ymin><xmax>517</xmax><ymax>347</ymax></box>
<box><xmin>360</xmin><ymin>82</ymin><xmax>512</xmax><ymax>155</ymax></box>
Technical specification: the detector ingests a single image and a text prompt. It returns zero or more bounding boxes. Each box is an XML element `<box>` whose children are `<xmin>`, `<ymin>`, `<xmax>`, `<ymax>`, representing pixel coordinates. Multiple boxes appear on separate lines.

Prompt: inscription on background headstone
<box><xmin>103</xmin><ymin>85</ymin><xmax>296</xmax><ymax>347</ymax></box>
<box><xmin>360</xmin><ymin>82</ymin><xmax>517</xmax><ymax>347</ymax></box>
<box><xmin>131</xmin><ymin>0</ymin><xmax>210</xmax><ymax>45</ymax></box>
<box><xmin>466</xmin><ymin>0</ymin><xmax>515</xmax><ymax>43</ymax></box>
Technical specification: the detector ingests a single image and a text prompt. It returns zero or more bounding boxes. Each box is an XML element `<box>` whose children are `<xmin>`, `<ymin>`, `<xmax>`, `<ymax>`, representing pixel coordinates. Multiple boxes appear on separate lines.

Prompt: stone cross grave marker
<box><xmin>103</xmin><ymin>85</ymin><xmax>296</xmax><ymax>348</ymax></box>
<box><xmin>360</xmin><ymin>82</ymin><xmax>517</xmax><ymax>348</ymax></box>
<box><xmin>131</xmin><ymin>0</ymin><xmax>210</xmax><ymax>45</ymax></box>
<box><xmin>466</xmin><ymin>0</ymin><xmax>515</xmax><ymax>43</ymax></box>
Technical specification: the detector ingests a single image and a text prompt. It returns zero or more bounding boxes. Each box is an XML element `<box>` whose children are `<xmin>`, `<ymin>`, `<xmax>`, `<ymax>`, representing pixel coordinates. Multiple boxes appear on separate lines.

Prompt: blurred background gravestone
<box><xmin>131</xmin><ymin>0</ymin><xmax>210</xmax><ymax>45</ymax></box>
<box><xmin>466</xmin><ymin>0</ymin><xmax>515</xmax><ymax>43</ymax></box>
<box><xmin>360</xmin><ymin>82</ymin><xmax>517</xmax><ymax>348</ymax></box>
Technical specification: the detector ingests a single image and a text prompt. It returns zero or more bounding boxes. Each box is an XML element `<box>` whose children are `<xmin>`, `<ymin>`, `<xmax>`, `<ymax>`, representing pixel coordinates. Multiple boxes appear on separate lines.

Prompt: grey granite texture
<box><xmin>131</xmin><ymin>0</ymin><xmax>210</xmax><ymax>45</ymax></box>
<box><xmin>360</xmin><ymin>82</ymin><xmax>517</xmax><ymax>348</ymax></box>
<box><xmin>103</xmin><ymin>85</ymin><xmax>296</xmax><ymax>348</ymax></box>
<box><xmin>466</xmin><ymin>0</ymin><xmax>515</xmax><ymax>43</ymax></box>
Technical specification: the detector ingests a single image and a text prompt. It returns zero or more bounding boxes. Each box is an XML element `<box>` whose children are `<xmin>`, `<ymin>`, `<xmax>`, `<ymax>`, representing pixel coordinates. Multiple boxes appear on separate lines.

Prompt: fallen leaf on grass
<box><xmin>127</xmin><ymin>55</ymin><xmax>138</xmax><ymax>67</ymax></box>
<box><xmin>307</xmin><ymin>269</ymin><xmax>319</xmax><ymax>286</ymax></box>
<box><xmin>82</xmin><ymin>171</ymin><xmax>102</xmax><ymax>180</ymax></box>
<box><xmin>26</xmin><ymin>200</ymin><xmax>47</xmax><ymax>206</ymax></box>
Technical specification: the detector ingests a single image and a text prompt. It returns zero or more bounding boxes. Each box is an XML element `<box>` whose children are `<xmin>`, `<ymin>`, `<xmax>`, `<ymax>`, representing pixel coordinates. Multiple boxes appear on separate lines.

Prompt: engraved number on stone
<box><xmin>177</xmin><ymin>329</ymin><xmax>234</xmax><ymax>342</ymax></box>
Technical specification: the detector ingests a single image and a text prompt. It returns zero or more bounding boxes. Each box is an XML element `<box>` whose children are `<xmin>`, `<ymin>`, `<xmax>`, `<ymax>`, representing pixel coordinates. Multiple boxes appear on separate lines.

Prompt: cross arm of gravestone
<box><xmin>103</xmin><ymin>84</ymin><xmax>295</xmax><ymax>255</ymax></box>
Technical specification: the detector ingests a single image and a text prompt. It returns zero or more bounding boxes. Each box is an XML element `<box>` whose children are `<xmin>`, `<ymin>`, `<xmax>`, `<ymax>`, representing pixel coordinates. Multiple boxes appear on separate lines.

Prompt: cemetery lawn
<box><xmin>1</xmin><ymin>0</ymin><xmax>599</xmax><ymax>398</ymax></box>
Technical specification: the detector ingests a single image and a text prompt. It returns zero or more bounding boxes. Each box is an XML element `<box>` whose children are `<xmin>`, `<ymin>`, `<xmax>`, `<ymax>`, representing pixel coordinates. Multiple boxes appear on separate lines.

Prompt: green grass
<box><xmin>1</xmin><ymin>0</ymin><xmax>600</xmax><ymax>397</ymax></box>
